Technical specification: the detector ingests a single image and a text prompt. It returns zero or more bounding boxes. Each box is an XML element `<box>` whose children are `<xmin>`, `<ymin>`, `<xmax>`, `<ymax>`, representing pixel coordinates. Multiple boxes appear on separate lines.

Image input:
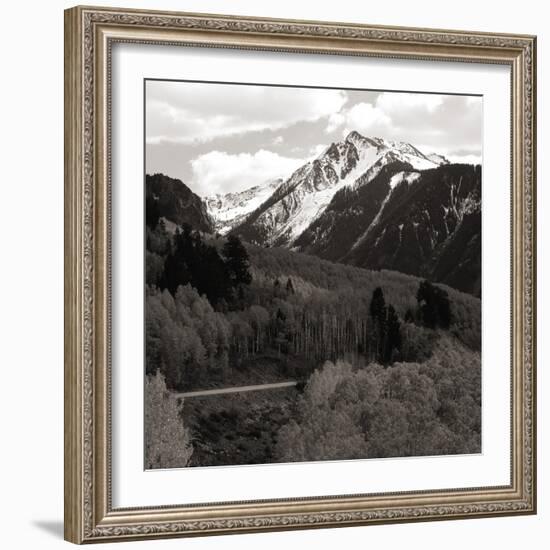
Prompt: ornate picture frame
<box><xmin>64</xmin><ymin>5</ymin><xmax>536</xmax><ymax>543</ymax></box>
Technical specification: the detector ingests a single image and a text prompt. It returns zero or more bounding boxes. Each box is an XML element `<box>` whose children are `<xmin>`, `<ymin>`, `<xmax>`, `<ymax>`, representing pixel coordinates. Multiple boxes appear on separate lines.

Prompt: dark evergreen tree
<box><xmin>286</xmin><ymin>277</ymin><xmax>295</xmax><ymax>294</ymax></box>
<box><xmin>222</xmin><ymin>235</ymin><xmax>252</xmax><ymax>287</ymax></box>
<box><xmin>383</xmin><ymin>305</ymin><xmax>402</xmax><ymax>364</ymax></box>
<box><xmin>369</xmin><ymin>287</ymin><xmax>387</xmax><ymax>362</ymax></box>
<box><xmin>417</xmin><ymin>280</ymin><xmax>452</xmax><ymax>329</ymax></box>
<box><xmin>370</xmin><ymin>287</ymin><xmax>386</xmax><ymax>325</ymax></box>
<box><xmin>145</xmin><ymin>194</ymin><xmax>161</xmax><ymax>229</ymax></box>
<box><xmin>417</xmin><ymin>280</ymin><xmax>436</xmax><ymax>328</ymax></box>
<box><xmin>161</xmin><ymin>224</ymin><xmax>193</xmax><ymax>295</ymax></box>
<box><xmin>160</xmin><ymin>224</ymin><xmax>232</xmax><ymax>306</ymax></box>
<box><xmin>404</xmin><ymin>308</ymin><xmax>415</xmax><ymax>323</ymax></box>
<box><xmin>193</xmin><ymin>241</ymin><xmax>232</xmax><ymax>306</ymax></box>
<box><xmin>437</xmin><ymin>290</ymin><xmax>452</xmax><ymax>329</ymax></box>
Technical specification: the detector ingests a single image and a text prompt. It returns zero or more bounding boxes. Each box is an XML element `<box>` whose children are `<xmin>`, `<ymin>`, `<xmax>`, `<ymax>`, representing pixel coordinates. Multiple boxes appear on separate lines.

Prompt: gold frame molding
<box><xmin>64</xmin><ymin>5</ymin><xmax>537</xmax><ymax>544</ymax></box>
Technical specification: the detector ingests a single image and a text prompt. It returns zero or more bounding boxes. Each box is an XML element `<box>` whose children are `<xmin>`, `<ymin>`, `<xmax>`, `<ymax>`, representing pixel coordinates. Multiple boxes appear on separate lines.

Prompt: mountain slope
<box><xmin>293</xmin><ymin>160</ymin><xmax>416</xmax><ymax>261</ymax></box>
<box><xmin>291</xmin><ymin>160</ymin><xmax>481</xmax><ymax>296</ymax></box>
<box><xmin>146</xmin><ymin>173</ymin><xmax>213</xmax><ymax>233</ymax></box>
<box><xmin>205</xmin><ymin>178</ymin><xmax>282</xmax><ymax>235</ymax></box>
<box><xmin>342</xmin><ymin>164</ymin><xmax>481</xmax><ymax>295</ymax></box>
<box><xmin>233</xmin><ymin>131</ymin><xmax>442</xmax><ymax>248</ymax></box>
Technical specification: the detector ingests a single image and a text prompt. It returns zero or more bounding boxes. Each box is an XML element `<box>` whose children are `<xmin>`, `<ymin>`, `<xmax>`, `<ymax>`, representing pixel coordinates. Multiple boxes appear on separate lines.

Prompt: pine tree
<box><xmin>286</xmin><ymin>277</ymin><xmax>295</xmax><ymax>294</ymax></box>
<box><xmin>161</xmin><ymin>225</ymin><xmax>232</xmax><ymax>306</ymax></box>
<box><xmin>404</xmin><ymin>308</ymin><xmax>415</xmax><ymax>323</ymax></box>
<box><xmin>417</xmin><ymin>280</ymin><xmax>436</xmax><ymax>328</ymax></box>
<box><xmin>194</xmin><ymin>241</ymin><xmax>232</xmax><ymax>306</ymax></box>
<box><xmin>417</xmin><ymin>280</ymin><xmax>452</xmax><ymax>329</ymax></box>
<box><xmin>222</xmin><ymin>235</ymin><xmax>252</xmax><ymax>287</ymax></box>
<box><xmin>369</xmin><ymin>287</ymin><xmax>387</xmax><ymax>361</ymax></box>
<box><xmin>145</xmin><ymin>194</ymin><xmax>161</xmax><ymax>229</ymax></box>
<box><xmin>383</xmin><ymin>305</ymin><xmax>402</xmax><ymax>364</ymax></box>
<box><xmin>161</xmin><ymin>224</ymin><xmax>193</xmax><ymax>295</ymax></box>
<box><xmin>436</xmin><ymin>290</ymin><xmax>452</xmax><ymax>329</ymax></box>
<box><xmin>370</xmin><ymin>287</ymin><xmax>386</xmax><ymax>325</ymax></box>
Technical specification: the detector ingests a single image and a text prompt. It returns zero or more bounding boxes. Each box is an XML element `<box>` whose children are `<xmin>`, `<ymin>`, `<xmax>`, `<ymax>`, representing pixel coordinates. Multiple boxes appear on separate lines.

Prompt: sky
<box><xmin>145</xmin><ymin>80</ymin><xmax>482</xmax><ymax>197</ymax></box>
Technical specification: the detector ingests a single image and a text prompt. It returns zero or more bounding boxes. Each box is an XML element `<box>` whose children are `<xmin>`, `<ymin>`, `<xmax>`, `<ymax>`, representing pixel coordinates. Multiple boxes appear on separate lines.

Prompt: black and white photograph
<box><xmin>144</xmin><ymin>79</ymin><xmax>482</xmax><ymax>469</ymax></box>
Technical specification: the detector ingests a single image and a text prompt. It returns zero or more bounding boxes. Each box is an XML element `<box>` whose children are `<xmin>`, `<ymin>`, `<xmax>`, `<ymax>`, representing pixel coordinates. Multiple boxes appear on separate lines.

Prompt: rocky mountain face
<box><xmin>293</xmin><ymin>160</ymin><xmax>418</xmax><ymax>262</ymax></box>
<box><xmin>205</xmin><ymin>178</ymin><xmax>282</xmax><ymax>235</ymax></box>
<box><xmin>146</xmin><ymin>173</ymin><xmax>213</xmax><ymax>233</ymax></box>
<box><xmin>296</xmin><ymin>162</ymin><xmax>481</xmax><ymax>296</ymax></box>
<box><xmin>233</xmin><ymin>131</ymin><xmax>443</xmax><ymax>248</ymax></box>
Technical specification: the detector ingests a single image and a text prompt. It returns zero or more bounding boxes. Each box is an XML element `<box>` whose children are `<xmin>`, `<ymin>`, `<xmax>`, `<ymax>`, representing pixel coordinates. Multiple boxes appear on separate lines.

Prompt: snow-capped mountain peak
<box><xmin>345</xmin><ymin>130</ymin><xmax>382</xmax><ymax>151</ymax></box>
<box><xmin>209</xmin><ymin>131</ymin><xmax>448</xmax><ymax>245</ymax></box>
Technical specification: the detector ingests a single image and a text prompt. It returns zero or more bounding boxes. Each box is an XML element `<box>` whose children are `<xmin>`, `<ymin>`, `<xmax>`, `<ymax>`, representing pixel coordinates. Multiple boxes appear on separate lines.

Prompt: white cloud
<box><xmin>308</xmin><ymin>143</ymin><xmax>329</xmax><ymax>159</ymax></box>
<box><xmin>190</xmin><ymin>150</ymin><xmax>304</xmax><ymax>196</ymax></box>
<box><xmin>330</xmin><ymin>102</ymin><xmax>393</xmax><ymax>137</ymax></box>
<box><xmin>375</xmin><ymin>93</ymin><xmax>443</xmax><ymax>118</ymax></box>
<box><xmin>326</xmin><ymin>92</ymin><xmax>482</xmax><ymax>157</ymax></box>
<box><xmin>328</xmin><ymin>93</ymin><xmax>443</xmax><ymax>138</ymax></box>
<box><xmin>147</xmin><ymin>82</ymin><xmax>483</xmax><ymax>188</ymax></box>
<box><xmin>446</xmin><ymin>153</ymin><xmax>482</xmax><ymax>165</ymax></box>
<box><xmin>325</xmin><ymin>112</ymin><xmax>345</xmax><ymax>133</ymax></box>
<box><xmin>146</xmin><ymin>81</ymin><xmax>348</xmax><ymax>144</ymax></box>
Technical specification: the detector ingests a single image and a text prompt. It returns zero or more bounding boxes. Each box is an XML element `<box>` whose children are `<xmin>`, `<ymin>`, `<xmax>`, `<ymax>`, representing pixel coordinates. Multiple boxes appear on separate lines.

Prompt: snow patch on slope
<box><xmin>389</xmin><ymin>171</ymin><xmax>421</xmax><ymax>189</ymax></box>
<box><xmin>426</xmin><ymin>152</ymin><xmax>450</xmax><ymax>165</ymax></box>
<box><xmin>352</xmin><ymin>171</ymin><xmax>420</xmax><ymax>250</ymax></box>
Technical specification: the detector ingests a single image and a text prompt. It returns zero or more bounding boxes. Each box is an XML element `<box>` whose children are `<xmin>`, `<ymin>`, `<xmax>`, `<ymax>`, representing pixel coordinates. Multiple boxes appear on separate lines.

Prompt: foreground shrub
<box><xmin>145</xmin><ymin>370</ymin><xmax>193</xmax><ymax>469</ymax></box>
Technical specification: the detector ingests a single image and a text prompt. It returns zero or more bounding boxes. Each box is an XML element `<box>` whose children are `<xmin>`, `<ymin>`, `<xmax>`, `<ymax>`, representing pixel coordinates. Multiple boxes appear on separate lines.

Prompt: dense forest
<box><xmin>146</xmin><ymin>220</ymin><xmax>479</xmax><ymax>388</ymax></box>
<box><xmin>145</xmin><ymin>211</ymin><xmax>481</xmax><ymax>468</ymax></box>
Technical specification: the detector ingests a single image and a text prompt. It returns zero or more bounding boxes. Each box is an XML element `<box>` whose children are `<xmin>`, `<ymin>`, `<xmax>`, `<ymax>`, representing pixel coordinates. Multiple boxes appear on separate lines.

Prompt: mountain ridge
<box><xmin>146</xmin><ymin>173</ymin><xmax>214</xmax><ymax>233</ymax></box>
<box><xmin>232</xmin><ymin>131</ymin><xmax>445</xmax><ymax>248</ymax></box>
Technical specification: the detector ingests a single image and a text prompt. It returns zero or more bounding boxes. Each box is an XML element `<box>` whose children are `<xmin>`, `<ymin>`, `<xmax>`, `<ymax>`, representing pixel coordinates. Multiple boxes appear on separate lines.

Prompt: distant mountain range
<box><xmin>204</xmin><ymin>177</ymin><xmax>283</xmax><ymax>235</ymax></box>
<box><xmin>146</xmin><ymin>131</ymin><xmax>481</xmax><ymax>296</ymax></box>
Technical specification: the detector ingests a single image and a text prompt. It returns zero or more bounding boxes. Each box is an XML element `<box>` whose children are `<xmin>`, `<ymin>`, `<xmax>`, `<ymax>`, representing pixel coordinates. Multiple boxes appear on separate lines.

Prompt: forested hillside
<box><xmin>146</xmin><ymin>218</ymin><xmax>480</xmax><ymax>390</ymax></box>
